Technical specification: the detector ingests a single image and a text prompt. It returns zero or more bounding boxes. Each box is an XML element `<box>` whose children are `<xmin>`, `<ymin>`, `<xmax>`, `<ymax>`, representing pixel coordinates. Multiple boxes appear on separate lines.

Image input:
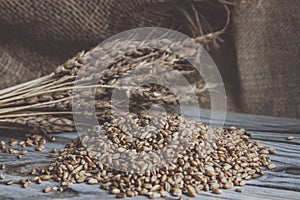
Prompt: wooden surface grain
<box><xmin>0</xmin><ymin>110</ymin><xmax>299</xmax><ymax>199</ymax></box>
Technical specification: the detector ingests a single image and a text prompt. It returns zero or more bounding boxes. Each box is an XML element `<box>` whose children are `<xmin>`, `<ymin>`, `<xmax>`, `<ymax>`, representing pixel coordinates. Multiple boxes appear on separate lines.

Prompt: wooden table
<box><xmin>0</xmin><ymin>110</ymin><xmax>299</xmax><ymax>199</ymax></box>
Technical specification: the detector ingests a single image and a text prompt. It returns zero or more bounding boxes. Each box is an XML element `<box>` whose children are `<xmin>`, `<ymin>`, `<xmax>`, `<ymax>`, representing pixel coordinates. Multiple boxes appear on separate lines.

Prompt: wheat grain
<box><xmin>24</xmin><ymin>113</ymin><xmax>275</xmax><ymax>199</ymax></box>
<box><xmin>287</xmin><ymin>136</ymin><xmax>294</xmax><ymax>140</ymax></box>
<box><xmin>43</xmin><ymin>186</ymin><xmax>53</xmax><ymax>193</ymax></box>
<box><xmin>6</xmin><ymin>180</ymin><xmax>14</xmax><ymax>185</ymax></box>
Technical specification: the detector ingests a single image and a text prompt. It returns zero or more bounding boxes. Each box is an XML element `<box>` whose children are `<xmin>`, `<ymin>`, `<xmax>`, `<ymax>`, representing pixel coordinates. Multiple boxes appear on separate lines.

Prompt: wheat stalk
<box><xmin>0</xmin><ymin>41</ymin><xmax>211</xmax><ymax>133</ymax></box>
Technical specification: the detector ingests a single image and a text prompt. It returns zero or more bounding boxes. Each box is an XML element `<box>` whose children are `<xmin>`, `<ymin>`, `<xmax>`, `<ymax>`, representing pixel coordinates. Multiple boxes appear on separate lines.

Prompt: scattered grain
<box><xmin>212</xmin><ymin>188</ymin><xmax>222</xmax><ymax>194</ymax></box>
<box><xmin>11</xmin><ymin>149</ymin><xmax>19</xmax><ymax>154</ymax></box>
<box><xmin>0</xmin><ymin>163</ymin><xmax>6</xmax><ymax>170</ymax></box>
<box><xmin>87</xmin><ymin>178</ymin><xmax>98</xmax><ymax>184</ymax></box>
<box><xmin>31</xmin><ymin>169</ymin><xmax>37</xmax><ymax>175</ymax></box>
<box><xmin>23</xmin><ymin>180</ymin><xmax>30</xmax><ymax>188</ymax></box>
<box><xmin>40</xmin><ymin>175</ymin><xmax>51</xmax><ymax>181</ymax></box>
<box><xmin>171</xmin><ymin>188</ymin><xmax>182</xmax><ymax>197</ymax></box>
<box><xmin>149</xmin><ymin>192</ymin><xmax>161</xmax><ymax>199</ymax></box>
<box><xmin>287</xmin><ymin>136</ymin><xmax>294</xmax><ymax>140</ymax></box>
<box><xmin>186</xmin><ymin>185</ymin><xmax>197</xmax><ymax>197</ymax></box>
<box><xmin>116</xmin><ymin>193</ymin><xmax>126</xmax><ymax>198</ymax></box>
<box><xmin>268</xmin><ymin>147</ymin><xmax>276</xmax><ymax>154</ymax></box>
<box><xmin>0</xmin><ymin>174</ymin><xmax>5</xmax><ymax>180</ymax></box>
<box><xmin>7</xmin><ymin>180</ymin><xmax>14</xmax><ymax>185</ymax></box>
<box><xmin>240</xmin><ymin>180</ymin><xmax>246</xmax><ymax>186</ymax></box>
<box><xmin>9</xmin><ymin>139</ymin><xmax>18</xmax><ymax>146</ymax></box>
<box><xmin>47</xmin><ymin>153</ymin><xmax>58</xmax><ymax>158</ymax></box>
<box><xmin>224</xmin><ymin>182</ymin><xmax>233</xmax><ymax>189</ymax></box>
<box><xmin>50</xmin><ymin>148</ymin><xmax>57</xmax><ymax>153</ymax></box>
<box><xmin>0</xmin><ymin>141</ymin><xmax>5</xmax><ymax>149</ymax></box>
<box><xmin>36</xmin><ymin>177</ymin><xmax>42</xmax><ymax>184</ymax></box>
<box><xmin>43</xmin><ymin>186</ymin><xmax>53</xmax><ymax>193</ymax></box>
<box><xmin>20</xmin><ymin>150</ymin><xmax>28</xmax><ymax>155</ymax></box>
<box><xmin>48</xmin><ymin>136</ymin><xmax>56</xmax><ymax>142</ymax></box>
<box><xmin>268</xmin><ymin>163</ymin><xmax>276</xmax><ymax>170</ymax></box>
<box><xmin>126</xmin><ymin>190</ymin><xmax>135</xmax><ymax>197</ymax></box>
<box><xmin>35</xmin><ymin>146</ymin><xmax>43</xmax><ymax>152</ymax></box>
<box><xmin>235</xmin><ymin>188</ymin><xmax>242</xmax><ymax>193</ymax></box>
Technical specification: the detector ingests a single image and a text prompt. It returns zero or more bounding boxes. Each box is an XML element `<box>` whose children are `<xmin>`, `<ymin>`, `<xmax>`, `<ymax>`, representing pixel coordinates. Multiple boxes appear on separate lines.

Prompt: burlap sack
<box><xmin>0</xmin><ymin>0</ymin><xmax>222</xmax><ymax>86</ymax></box>
<box><xmin>233</xmin><ymin>0</ymin><xmax>300</xmax><ymax>118</ymax></box>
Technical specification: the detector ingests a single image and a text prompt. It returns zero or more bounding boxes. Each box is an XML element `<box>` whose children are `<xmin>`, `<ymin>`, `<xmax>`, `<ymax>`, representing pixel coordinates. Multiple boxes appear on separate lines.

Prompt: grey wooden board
<box><xmin>0</xmin><ymin>110</ymin><xmax>300</xmax><ymax>200</ymax></box>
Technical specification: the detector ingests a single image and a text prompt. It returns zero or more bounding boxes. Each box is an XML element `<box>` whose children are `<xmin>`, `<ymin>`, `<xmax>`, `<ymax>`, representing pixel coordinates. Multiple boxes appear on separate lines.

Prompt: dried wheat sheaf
<box><xmin>0</xmin><ymin>40</ymin><xmax>215</xmax><ymax>133</ymax></box>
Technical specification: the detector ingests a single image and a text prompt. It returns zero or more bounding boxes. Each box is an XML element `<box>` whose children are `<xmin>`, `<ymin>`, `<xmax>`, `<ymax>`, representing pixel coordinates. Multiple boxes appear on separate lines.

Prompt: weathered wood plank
<box><xmin>0</xmin><ymin>111</ymin><xmax>299</xmax><ymax>199</ymax></box>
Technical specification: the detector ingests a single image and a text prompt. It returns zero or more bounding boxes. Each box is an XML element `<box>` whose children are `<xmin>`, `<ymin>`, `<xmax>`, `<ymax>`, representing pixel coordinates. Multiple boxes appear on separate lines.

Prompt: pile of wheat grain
<box><xmin>33</xmin><ymin>113</ymin><xmax>275</xmax><ymax>198</ymax></box>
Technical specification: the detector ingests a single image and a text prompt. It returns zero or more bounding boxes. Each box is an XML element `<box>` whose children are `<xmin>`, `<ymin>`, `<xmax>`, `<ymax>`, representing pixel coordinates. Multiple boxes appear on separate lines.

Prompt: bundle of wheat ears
<box><xmin>0</xmin><ymin>39</ymin><xmax>215</xmax><ymax>134</ymax></box>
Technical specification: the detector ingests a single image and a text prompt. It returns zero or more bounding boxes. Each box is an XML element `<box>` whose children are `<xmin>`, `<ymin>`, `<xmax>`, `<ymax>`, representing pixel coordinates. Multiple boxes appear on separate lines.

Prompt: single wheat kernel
<box><xmin>287</xmin><ymin>136</ymin><xmax>294</xmax><ymax>140</ymax></box>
